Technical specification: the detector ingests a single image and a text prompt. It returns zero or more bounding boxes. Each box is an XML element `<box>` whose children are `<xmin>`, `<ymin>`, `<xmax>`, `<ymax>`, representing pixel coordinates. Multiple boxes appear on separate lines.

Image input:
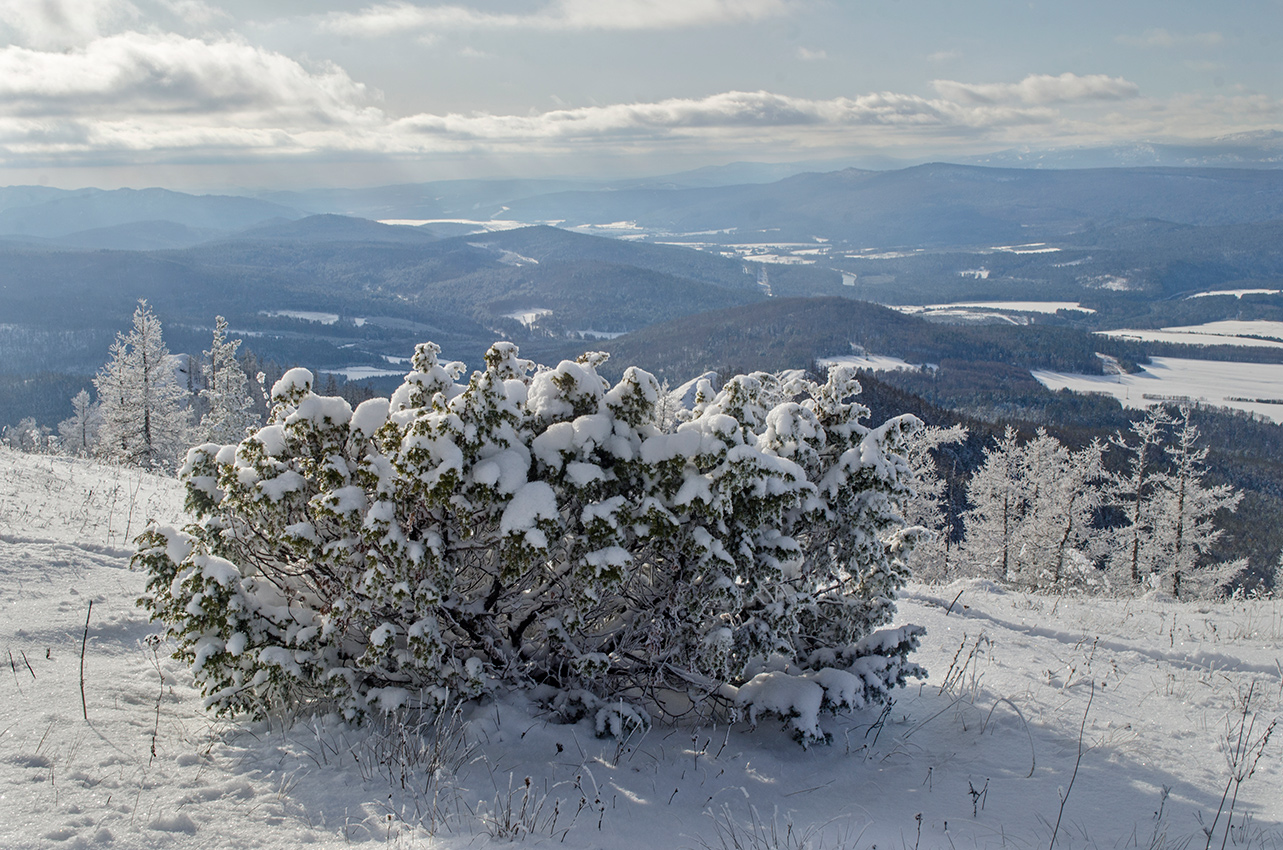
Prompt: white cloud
<box><xmin>932</xmin><ymin>73</ymin><xmax>1139</xmax><ymax>106</ymax></box>
<box><xmin>152</xmin><ymin>0</ymin><xmax>228</xmax><ymax>28</ymax></box>
<box><xmin>0</xmin><ymin>40</ymin><xmax>1276</xmax><ymax>174</ymax></box>
<box><xmin>1116</xmin><ymin>28</ymin><xmax>1224</xmax><ymax>49</ymax></box>
<box><xmin>0</xmin><ymin>32</ymin><xmax>375</xmax><ymax>121</ymax></box>
<box><xmin>796</xmin><ymin>46</ymin><xmax>826</xmax><ymax>61</ymax></box>
<box><xmin>385</xmin><ymin>90</ymin><xmax>1056</xmax><ymax>147</ymax></box>
<box><xmin>322</xmin><ymin>0</ymin><xmax>795</xmax><ymax>37</ymax></box>
<box><xmin>0</xmin><ymin>0</ymin><xmax>139</xmax><ymax>49</ymax></box>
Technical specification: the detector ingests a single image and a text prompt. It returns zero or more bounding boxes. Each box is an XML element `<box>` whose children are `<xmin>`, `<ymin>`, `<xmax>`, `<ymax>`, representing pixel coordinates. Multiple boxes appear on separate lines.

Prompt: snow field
<box><xmin>894</xmin><ymin>302</ymin><xmax>1095</xmax><ymax>316</ymax></box>
<box><xmin>1</xmin><ymin>449</ymin><xmax>1280</xmax><ymax>849</ymax></box>
<box><xmin>1032</xmin><ymin>356</ymin><xmax>1283</xmax><ymax>423</ymax></box>
<box><xmin>817</xmin><ymin>354</ymin><xmax>933</xmax><ymax>374</ymax></box>
<box><xmin>1100</xmin><ymin>321</ymin><xmax>1283</xmax><ymax>349</ymax></box>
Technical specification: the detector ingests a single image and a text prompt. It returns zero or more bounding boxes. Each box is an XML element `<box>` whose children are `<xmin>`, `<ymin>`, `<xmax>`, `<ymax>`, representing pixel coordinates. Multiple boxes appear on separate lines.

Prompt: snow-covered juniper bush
<box><xmin>134</xmin><ymin>342</ymin><xmax>925</xmax><ymax>745</ymax></box>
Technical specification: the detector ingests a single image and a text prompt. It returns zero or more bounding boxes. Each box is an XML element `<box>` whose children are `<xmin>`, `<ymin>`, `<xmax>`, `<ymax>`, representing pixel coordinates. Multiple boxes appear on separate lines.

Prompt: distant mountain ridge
<box><xmin>961</xmin><ymin>132</ymin><xmax>1283</xmax><ymax>170</ymax></box>
<box><xmin>0</xmin><ymin>186</ymin><xmax>304</xmax><ymax>239</ymax></box>
<box><xmin>496</xmin><ymin>164</ymin><xmax>1283</xmax><ymax>248</ymax></box>
<box><xmin>7</xmin><ymin>158</ymin><xmax>1283</xmax><ymax>251</ymax></box>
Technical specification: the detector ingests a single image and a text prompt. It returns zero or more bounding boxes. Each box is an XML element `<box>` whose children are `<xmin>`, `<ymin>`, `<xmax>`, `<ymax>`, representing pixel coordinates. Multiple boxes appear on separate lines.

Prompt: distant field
<box><xmin>817</xmin><ymin>353</ymin><xmax>932</xmax><ymax>372</ymax></box>
<box><xmin>1100</xmin><ymin>320</ymin><xmax>1283</xmax><ymax>349</ymax></box>
<box><xmin>1033</xmin><ymin>355</ymin><xmax>1283</xmax><ymax>422</ymax></box>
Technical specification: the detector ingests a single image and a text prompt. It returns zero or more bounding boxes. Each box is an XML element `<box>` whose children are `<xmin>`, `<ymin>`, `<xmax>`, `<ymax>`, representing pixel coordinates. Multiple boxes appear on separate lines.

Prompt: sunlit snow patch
<box><xmin>325</xmin><ymin>366</ymin><xmax>407</xmax><ymax>380</ymax></box>
<box><xmin>379</xmin><ymin>218</ymin><xmax>527</xmax><ymax>232</ymax></box>
<box><xmin>1100</xmin><ymin>320</ymin><xmax>1283</xmax><ymax>349</ymax></box>
<box><xmin>261</xmin><ymin>310</ymin><xmax>339</xmax><ymax>324</ymax></box>
<box><xmin>818</xmin><ymin>354</ymin><xmax>935</xmax><ymax>373</ymax></box>
<box><xmin>504</xmin><ymin>308</ymin><xmax>553</xmax><ymax>327</ymax></box>
<box><xmin>469</xmin><ymin>243</ymin><xmax>539</xmax><ymax>266</ymax></box>
<box><xmin>1186</xmin><ymin>288</ymin><xmax>1283</xmax><ymax>299</ymax></box>
<box><xmin>991</xmin><ymin>243</ymin><xmax>1060</xmax><ymax>254</ymax></box>
<box><xmin>897</xmin><ymin>301</ymin><xmax>1094</xmax><ymax>316</ymax></box>
<box><xmin>1033</xmin><ymin>356</ymin><xmax>1283</xmax><ymax>422</ymax></box>
<box><xmin>569</xmin><ymin>330</ymin><xmax>626</xmax><ymax>339</ymax></box>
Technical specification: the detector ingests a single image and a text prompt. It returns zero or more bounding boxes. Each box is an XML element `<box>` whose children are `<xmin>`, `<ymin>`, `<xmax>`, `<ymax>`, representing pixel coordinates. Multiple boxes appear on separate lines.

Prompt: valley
<box><xmin>4</xmin><ymin>163</ymin><xmax>1283</xmax><ymax>586</ymax></box>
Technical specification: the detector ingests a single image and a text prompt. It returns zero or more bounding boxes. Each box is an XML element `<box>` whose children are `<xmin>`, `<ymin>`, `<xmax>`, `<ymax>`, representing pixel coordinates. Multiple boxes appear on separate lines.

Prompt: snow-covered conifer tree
<box><xmin>1153</xmin><ymin>406</ymin><xmax>1242</xmax><ymax>597</ymax></box>
<box><xmin>57</xmin><ymin>389</ymin><xmax>100</xmax><ymax>456</ymax></box>
<box><xmin>134</xmin><ymin>344</ymin><xmax>926</xmax><ymax>745</ymax></box>
<box><xmin>197</xmin><ymin>317</ymin><xmax>260</xmax><ymax>444</ymax></box>
<box><xmin>93</xmin><ymin>301</ymin><xmax>190</xmax><ymax>469</ymax></box>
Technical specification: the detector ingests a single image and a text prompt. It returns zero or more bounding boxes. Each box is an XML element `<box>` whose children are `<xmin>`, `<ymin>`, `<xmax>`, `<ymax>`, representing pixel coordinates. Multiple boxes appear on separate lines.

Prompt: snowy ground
<box><xmin>894</xmin><ymin>302</ymin><xmax>1095</xmax><ymax>316</ymax></box>
<box><xmin>1187</xmin><ymin>290</ymin><xmax>1283</xmax><ymax>300</ymax></box>
<box><xmin>1099</xmin><ymin>322</ymin><xmax>1283</xmax><ymax>350</ymax></box>
<box><xmin>2</xmin><ymin>448</ymin><xmax>1281</xmax><ymax>850</ymax></box>
<box><xmin>818</xmin><ymin>354</ymin><xmax>934</xmax><ymax>373</ymax></box>
<box><xmin>1032</xmin><ymin>356</ymin><xmax>1283</xmax><ymax>423</ymax></box>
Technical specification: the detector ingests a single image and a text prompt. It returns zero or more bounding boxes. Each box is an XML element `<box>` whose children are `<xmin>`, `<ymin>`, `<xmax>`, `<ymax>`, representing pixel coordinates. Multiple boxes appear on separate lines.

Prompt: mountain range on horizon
<box><xmin>2</xmin><ymin>140</ymin><xmax>1283</xmax><ymax>252</ymax></box>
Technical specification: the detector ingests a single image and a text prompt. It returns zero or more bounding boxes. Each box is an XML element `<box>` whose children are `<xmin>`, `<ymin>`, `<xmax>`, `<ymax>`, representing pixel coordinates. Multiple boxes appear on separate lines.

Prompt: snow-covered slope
<box><xmin>1</xmin><ymin>448</ymin><xmax>1279</xmax><ymax>849</ymax></box>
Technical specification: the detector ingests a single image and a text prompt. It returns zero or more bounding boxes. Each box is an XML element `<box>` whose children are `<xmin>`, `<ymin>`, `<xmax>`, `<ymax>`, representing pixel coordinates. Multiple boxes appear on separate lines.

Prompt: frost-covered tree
<box><xmin>962</xmin><ymin>427</ymin><xmax>1026</xmax><ymax>583</ymax></box>
<box><xmin>1107</xmin><ymin>407</ymin><xmax>1171</xmax><ymax>587</ymax></box>
<box><xmin>134</xmin><ymin>344</ymin><xmax>925</xmax><ymax>745</ymax></box>
<box><xmin>903</xmin><ymin>424</ymin><xmax>967</xmax><ymax>583</ymax></box>
<box><xmin>94</xmin><ymin>301</ymin><xmax>190</xmax><ymax>469</ymax></box>
<box><xmin>197</xmin><ymin>317</ymin><xmax>261</xmax><ymax>444</ymax></box>
<box><xmin>57</xmin><ymin>389</ymin><xmax>100</xmax><ymax>456</ymax></box>
<box><xmin>1152</xmin><ymin>407</ymin><xmax>1242</xmax><ymax>598</ymax></box>
<box><xmin>963</xmin><ymin>429</ymin><xmax>1106</xmax><ymax>590</ymax></box>
<box><xmin>1105</xmin><ymin>406</ymin><xmax>1242</xmax><ymax>597</ymax></box>
<box><xmin>1042</xmin><ymin>440</ymin><xmax>1106</xmax><ymax>589</ymax></box>
<box><xmin>2</xmin><ymin>417</ymin><xmax>51</xmax><ymax>453</ymax></box>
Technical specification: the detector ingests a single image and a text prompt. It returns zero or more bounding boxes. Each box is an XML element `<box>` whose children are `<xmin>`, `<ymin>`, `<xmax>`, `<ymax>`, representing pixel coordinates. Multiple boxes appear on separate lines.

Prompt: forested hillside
<box><xmin>592</xmin><ymin>296</ymin><xmax>1283</xmax><ymax>585</ymax></box>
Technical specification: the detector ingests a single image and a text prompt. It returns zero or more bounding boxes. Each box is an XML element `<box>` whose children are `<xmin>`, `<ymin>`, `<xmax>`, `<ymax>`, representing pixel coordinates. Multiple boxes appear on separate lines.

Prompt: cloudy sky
<box><xmin>0</xmin><ymin>0</ymin><xmax>1279</xmax><ymax>190</ymax></box>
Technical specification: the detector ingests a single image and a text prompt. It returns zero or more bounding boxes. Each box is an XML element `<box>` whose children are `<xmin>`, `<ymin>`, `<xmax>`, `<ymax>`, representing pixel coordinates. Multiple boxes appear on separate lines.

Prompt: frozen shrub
<box><xmin>135</xmin><ymin>342</ymin><xmax>924</xmax><ymax>744</ymax></box>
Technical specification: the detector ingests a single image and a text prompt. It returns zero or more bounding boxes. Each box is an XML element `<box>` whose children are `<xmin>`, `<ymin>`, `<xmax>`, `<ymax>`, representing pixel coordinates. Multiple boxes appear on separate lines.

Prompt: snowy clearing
<box><xmin>379</xmin><ymin>219</ymin><xmax>527</xmax><ymax>232</ymax></box>
<box><xmin>817</xmin><ymin>354</ymin><xmax>935</xmax><ymax>373</ymax></box>
<box><xmin>469</xmin><ymin>243</ymin><xmax>539</xmax><ymax>266</ymax></box>
<box><xmin>1</xmin><ymin>448</ymin><xmax>1280</xmax><ymax>849</ymax></box>
<box><xmin>1032</xmin><ymin>356</ymin><xmax>1283</xmax><ymax>422</ymax></box>
<box><xmin>324</xmin><ymin>366</ymin><xmax>408</xmax><ymax>381</ymax></box>
<box><xmin>1187</xmin><ymin>289</ymin><xmax>1283</xmax><ymax>300</ymax></box>
<box><xmin>991</xmin><ymin>243</ymin><xmax>1061</xmax><ymax>254</ymax></box>
<box><xmin>896</xmin><ymin>302</ymin><xmax>1095</xmax><ymax>316</ymax></box>
<box><xmin>1100</xmin><ymin>321</ymin><xmax>1283</xmax><ymax>350</ymax></box>
<box><xmin>503</xmin><ymin>308</ymin><xmax>553</xmax><ymax>327</ymax></box>
<box><xmin>260</xmin><ymin>310</ymin><xmax>340</xmax><ymax>325</ymax></box>
<box><xmin>567</xmin><ymin>329</ymin><xmax>626</xmax><ymax>340</ymax></box>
